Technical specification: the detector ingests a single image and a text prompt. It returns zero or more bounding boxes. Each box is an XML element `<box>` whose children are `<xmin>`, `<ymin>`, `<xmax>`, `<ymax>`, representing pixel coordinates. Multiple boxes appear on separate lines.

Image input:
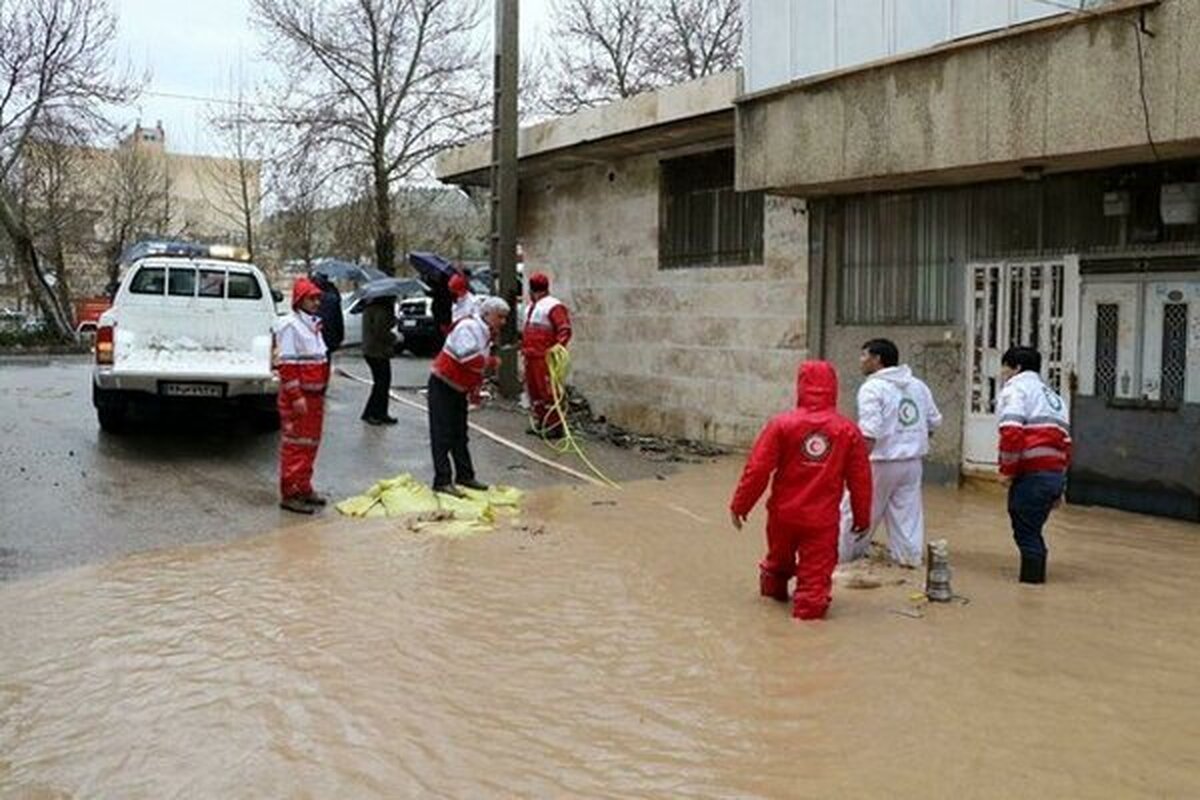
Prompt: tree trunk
<box><xmin>0</xmin><ymin>192</ymin><xmax>73</xmax><ymax>338</ymax></box>
<box><xmin>373</xmin><ymin>165</ymin><xmax>395</xmax><ymax>275</ymax></box>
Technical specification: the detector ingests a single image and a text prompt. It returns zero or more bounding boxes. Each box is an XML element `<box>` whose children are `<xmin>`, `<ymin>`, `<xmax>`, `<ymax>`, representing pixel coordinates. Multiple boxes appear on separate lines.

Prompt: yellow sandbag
<box><xmin>336</xmin><ymin>473</ymin><xmax>524</xmax><ymax>535</ymax></box>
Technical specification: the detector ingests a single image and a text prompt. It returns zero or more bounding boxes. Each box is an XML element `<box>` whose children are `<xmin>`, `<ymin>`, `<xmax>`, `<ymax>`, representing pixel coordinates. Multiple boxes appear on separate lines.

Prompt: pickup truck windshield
<box><xmin>128</xmin><ymin>265</ymin><xmax>263</xmax><ymax>300</ymax></box>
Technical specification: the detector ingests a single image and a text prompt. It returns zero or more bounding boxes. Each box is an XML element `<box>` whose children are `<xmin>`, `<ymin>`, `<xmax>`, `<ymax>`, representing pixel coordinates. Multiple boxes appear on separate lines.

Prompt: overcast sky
<box><xmin>111</xmin><ymin>0</ymin><xmax>554</xmax><ymax>156</ymax></box>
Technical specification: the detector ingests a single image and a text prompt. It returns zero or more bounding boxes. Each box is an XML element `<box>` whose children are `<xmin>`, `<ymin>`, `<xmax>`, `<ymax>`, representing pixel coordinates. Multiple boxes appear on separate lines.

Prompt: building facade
<box><xmin>739</xmin><ymin>0</ymin><xmax>1200</xmax><ymax>519</ymax></box>
<box><xmin>438</xmin><ymin>74</ymin><xmax>808</xmax><ymax>445</ymax></box>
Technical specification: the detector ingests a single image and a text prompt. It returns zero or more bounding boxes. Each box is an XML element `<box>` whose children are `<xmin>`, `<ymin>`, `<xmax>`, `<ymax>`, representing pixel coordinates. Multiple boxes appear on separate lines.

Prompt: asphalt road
<box><xmin>0</xmin><ymin>353</ymin><xmax>666</xmax><ymax>580</ymax></box>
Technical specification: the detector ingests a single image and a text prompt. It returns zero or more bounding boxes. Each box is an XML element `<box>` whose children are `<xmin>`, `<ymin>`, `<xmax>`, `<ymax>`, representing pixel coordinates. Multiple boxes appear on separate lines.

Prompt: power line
<box><xmin>142</xmin><ymin>90</ymin><xmax>246</xmax><ymax>106</ymax></box>
<box><xmin>1030</xmin><ymin>0</ymin><xmax>1160</xmax><ymax>162</ymax></box>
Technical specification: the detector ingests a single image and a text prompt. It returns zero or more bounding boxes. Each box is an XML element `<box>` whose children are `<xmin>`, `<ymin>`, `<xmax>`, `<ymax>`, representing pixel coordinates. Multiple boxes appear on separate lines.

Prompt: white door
<box><xmin>963</xmin><ymin>258</ymin><xmax>1080</xmax><ymax>469</ymax></box>
<box><xmin>1081</xmin><ymin>278</ymin><xmax>1200</xmax><ymax>404</ymax></box>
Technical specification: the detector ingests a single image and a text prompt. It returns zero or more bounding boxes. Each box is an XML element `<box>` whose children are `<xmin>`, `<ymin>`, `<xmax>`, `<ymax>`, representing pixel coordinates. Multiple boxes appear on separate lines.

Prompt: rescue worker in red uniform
<box><xmin>427</xmin><ymin>296</ymin><xmax>510</xmax><ymax>495</ymax></box>
<box><xmin>276</xmin><ymin>278</ymin><xmax>330</xmax><ymax>514</ymax></box>
<box><xmin>730</xmin><ymin>361</ymin><xmax>873</xmax><ymax>620</ymax></box>
<box><xmin>522</xmin><ymin>272</ymin><xmax>572</xmax><ymax>439</ymax></box>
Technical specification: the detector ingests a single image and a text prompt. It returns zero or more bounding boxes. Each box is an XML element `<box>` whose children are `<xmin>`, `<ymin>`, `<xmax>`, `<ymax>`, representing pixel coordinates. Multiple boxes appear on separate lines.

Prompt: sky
<box><xmin>110</xmin><ymin>0</ymin><xmax>554</xmax><ymax>157</ymax></box>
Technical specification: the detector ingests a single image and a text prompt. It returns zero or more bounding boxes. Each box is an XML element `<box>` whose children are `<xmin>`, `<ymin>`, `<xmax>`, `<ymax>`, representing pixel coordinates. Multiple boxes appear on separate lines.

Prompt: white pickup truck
<box><xmin>92</xmin><ymin>252</ymin><xmax>281</xmax><ymax>433</ymax></box>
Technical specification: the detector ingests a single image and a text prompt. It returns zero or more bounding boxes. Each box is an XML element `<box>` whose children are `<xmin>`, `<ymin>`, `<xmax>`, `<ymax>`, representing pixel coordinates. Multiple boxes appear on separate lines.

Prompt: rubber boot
<box><xmin>1019</xmin><ymin>554</ymin><xmax>1046</xmax><ymax>584</ymax></box>
<box><xmin>759</xmin><ymin>570</ymin><xmax>789</xmax><ymax>602</ymax></box>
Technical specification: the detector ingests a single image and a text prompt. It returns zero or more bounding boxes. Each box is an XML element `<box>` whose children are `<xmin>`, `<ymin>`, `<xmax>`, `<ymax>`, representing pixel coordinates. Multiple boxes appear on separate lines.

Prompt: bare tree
<box><xmin>0</xmin><ymin>0</ymin><xmax>136</xmax><ymax>337</ymax></box>
<box><xmin>267</xmin><ymin>144</ymin><xmax>326</xmax><ymax>270</ymax></box>
<box><xmin>202</xmin><ymin>74</ymin><xmax>264</xmax><ymax>259</ymax></box>
<box><xmin>544</xmin><ymin>0</ymin><xmax>657</xmax><ymax>114</ymax></box>
<box><xmin>544</xmin><ymin>0</ymin><xmax>741</xmax><ymax>114</ymax></box>
<box><xmin>102</xmin><ymin>138</ymin><xmax>165</xmax><ymax>286</ymax></box>
<box><xmin>16</xmin><ymin>131</ymin><xmax>99</xmax><ymax>313</ymax></box>
<box><xmin>652</xmin><ymin>0</ymin><xmax>741</xmax><ymax>82</ymax></box>
<box><xmin>252</xmin><ymin>0</ymin><xmax>488</xmax><ymax>276</ymax></box>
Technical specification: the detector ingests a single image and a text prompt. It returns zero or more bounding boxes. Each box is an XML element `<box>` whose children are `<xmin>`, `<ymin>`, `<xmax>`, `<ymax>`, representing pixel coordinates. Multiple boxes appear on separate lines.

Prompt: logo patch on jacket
<box><xmin>802</xmin><ymin>432</ymin><xmax>831</xmax><ymax>461</ymax></box>
<box><xmin>898</xmin><ymin>397</ymin><xmax>921</xmax><ymax>427</ymax></box>
<box><xmin>1043</xmin><ymin>386</ymin><xmax>1064</xmax><ymax>412</ymax></box>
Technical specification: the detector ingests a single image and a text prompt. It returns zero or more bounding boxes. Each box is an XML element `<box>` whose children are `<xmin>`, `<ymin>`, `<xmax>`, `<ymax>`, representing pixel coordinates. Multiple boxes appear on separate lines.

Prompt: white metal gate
<box><xmin>1079</xmin><ymin>277</ymin><xmax>1200</xmax><ymax>404</ymax></box>
<box><xmin>963</xmin><ymin>257</ymin><xmax>1080</xmax><ymax>469</ymax></box>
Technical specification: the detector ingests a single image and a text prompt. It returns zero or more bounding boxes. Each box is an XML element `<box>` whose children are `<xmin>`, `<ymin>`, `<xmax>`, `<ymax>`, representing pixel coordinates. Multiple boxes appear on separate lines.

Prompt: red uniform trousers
<box><xmin>523</xmin><ymin>352</ymin><xmax>561</xmax><ymax>433</ymax></box>
<box><xmin>759</xmin><ymin>516</ymin><xmax>840</xmax><ymax>620</ymax></box>
<box><xmin>278</xmin><ymin>361</ymin><xmax>328</xmax><ymax>500</ymax></box>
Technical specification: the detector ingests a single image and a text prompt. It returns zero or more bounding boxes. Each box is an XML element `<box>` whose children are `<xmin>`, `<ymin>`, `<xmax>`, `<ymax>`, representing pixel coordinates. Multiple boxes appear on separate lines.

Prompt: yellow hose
<box><xmin>536</xmin><ymin>344</ymin><xmax>619</xmax><ymax>488</ymax></box>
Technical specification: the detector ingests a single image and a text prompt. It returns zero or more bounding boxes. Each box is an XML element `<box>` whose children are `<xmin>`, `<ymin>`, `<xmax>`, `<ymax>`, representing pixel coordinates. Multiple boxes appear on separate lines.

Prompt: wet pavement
<box><xmin>1</xmin><ymin>460</ymin><xmax>1198</xmax><ymax>797</ymax></box>
<box><xmin>0</xmin><ymin>354</ymin><xmax>669</xmax><ymax>580</ymax></box>
<box><xmin>3</xmin><ymin>355</ymin><xmax>1200</xmax><ymax>798</ymax></box>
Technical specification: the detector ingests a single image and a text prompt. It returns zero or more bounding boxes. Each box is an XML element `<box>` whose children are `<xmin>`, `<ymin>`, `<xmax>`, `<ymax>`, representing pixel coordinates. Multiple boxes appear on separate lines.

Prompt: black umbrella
<box><xmin>347</xmin><ymin>277</ymin><xmax>427</xmax><ymax>313</ymax></box>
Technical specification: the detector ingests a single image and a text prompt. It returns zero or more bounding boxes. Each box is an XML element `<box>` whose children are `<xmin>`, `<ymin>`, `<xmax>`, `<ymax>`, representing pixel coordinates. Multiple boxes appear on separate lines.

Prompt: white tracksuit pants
<box><xmin>839</xmin><ymin>458</ymin><xmax>925</xmax><ymax>566</ymax></box>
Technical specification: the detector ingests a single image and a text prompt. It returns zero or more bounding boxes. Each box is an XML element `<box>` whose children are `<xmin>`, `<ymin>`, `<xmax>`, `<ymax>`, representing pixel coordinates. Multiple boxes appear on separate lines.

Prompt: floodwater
<box><xmin>2</xmin><ymin>460</ymin><xmax>1199</xmax><ymax>798</ymax></box>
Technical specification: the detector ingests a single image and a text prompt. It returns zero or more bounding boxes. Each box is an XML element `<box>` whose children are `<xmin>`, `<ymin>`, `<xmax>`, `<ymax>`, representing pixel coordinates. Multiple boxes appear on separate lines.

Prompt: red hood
<box><xmin>796</xmin><ymin>360</ymin><xmax>838</xmax><ymax>411</ymax></box>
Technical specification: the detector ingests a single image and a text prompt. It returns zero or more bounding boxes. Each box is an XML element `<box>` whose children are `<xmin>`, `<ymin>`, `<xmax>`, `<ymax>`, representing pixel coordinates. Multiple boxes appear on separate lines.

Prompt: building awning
<box><xmin>436</xmin><ymin>72</ymin><xmax>738</xmax><ymax>187</ymax></box>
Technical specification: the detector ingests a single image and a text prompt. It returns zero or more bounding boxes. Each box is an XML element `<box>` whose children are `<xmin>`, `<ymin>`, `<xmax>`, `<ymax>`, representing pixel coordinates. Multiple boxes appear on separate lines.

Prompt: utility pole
<box><xmin>491</xmin><ymin>0</ymin><xmax>520</xmax><ymax>398</ymax></box>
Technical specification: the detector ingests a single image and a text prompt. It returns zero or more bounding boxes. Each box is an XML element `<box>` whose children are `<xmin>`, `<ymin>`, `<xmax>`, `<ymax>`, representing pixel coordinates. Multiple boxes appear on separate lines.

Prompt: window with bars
<box><xmin>659</xmin><ymin>150</ymin><xmax>764</xmax><ymax>270</ymax></box>
<box><xmin>1162</xmin><ymin>303</ymin><xmax>1188</xmax><ymax>403</ymax></box>
<box><xmin>1095</xmin><ymin>304</ymin><xmax>1119</xmax><ymax>399</ymax></box>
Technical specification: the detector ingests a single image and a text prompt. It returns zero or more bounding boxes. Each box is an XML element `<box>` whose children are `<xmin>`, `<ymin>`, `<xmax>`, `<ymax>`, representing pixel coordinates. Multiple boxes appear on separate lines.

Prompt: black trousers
<box><xmin>427</xmin><ymin>374</ymin><xmax>474</xmax><ymax>487</ymax></box>
<box><xmin>362</xmin><ymin>356</ymin><xmax>392</xmax><ymax>420</ymax></box>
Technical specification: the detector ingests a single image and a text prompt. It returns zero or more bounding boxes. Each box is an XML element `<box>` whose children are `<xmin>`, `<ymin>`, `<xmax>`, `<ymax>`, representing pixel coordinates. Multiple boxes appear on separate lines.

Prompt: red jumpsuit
<box><xmin>522</xmin><ymin>295</ymin><xmax>572</xmax><ymax>434</ymax></box>
<box><xmin>276</xmin><ymin>312</ymin><xmax>329</xmax><ymax>501</ymax></box>
<box><xmin>730</xmin><ymin>361</ymin><xmax>872</xmax><ymax>619</ymax></box>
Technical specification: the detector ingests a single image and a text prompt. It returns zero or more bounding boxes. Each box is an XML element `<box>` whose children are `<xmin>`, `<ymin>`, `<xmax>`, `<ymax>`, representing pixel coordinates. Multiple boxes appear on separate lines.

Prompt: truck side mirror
<box><xmin>271</xmin><ymin>288</ymin><xmax>284</xmax><ymax>303</ymax></box>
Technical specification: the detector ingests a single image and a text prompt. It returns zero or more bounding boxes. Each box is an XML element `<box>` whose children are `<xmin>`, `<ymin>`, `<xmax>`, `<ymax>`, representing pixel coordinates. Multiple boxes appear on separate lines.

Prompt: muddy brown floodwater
<box><xmin>2</xmin><ymin>460</ymin><xmax>1199</xmax><ymax>798</ymax></box>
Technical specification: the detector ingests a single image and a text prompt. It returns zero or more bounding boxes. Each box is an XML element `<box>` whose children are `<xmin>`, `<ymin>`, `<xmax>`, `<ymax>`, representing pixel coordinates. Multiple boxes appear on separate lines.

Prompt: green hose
<box><xmin>536</xmin><ymin>344</ymin><xmax>620</xmax><ymax>489</ymax></box>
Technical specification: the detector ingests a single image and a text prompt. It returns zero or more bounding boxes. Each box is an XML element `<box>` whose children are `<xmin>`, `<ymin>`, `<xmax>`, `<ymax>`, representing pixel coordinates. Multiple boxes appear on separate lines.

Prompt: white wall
<box><xmin>743</xmin><ymin>0</ymin><xmax>1085</xmax><ymax>93</ymax></box>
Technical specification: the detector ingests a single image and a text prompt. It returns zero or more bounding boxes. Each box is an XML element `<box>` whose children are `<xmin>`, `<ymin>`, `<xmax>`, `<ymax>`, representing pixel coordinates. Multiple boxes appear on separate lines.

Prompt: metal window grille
<box><xmin>1094</xmin><ymin>304</ymin><xmax>1119</xmax><ymax>399</ymax></box>
<box><xmin>660</xmin><ymin>150</ymin><xmax>764</xmax><ymax>269</ymax></box>
<box><xmin>1161</xmin><ymin>303</ymin><xmax>1188</xmax><ymax>403</ymax></box>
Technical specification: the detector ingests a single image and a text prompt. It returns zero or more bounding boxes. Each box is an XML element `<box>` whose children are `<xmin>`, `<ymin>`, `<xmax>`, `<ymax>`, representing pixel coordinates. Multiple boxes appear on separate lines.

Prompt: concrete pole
<box><xmin>491</xmin><ymin>0</ymin><xmax>520</xmax><ymax>398</ymax></box>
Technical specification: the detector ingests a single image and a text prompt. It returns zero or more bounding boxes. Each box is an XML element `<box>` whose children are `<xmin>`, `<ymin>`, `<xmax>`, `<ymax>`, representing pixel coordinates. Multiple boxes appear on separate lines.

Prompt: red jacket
<box><xmin>996</xmin><ymin>371</ymin><xmax>1072</xmax><ymax>476</ymax></box>
<box><xmin>522</xmin><ymin>296</ymin><xmax>571</xmax><ymax>358</ymax></box>
<box><xmin>730</xmin><ymin>361</ymin><xmax>872</xmax><ymax>529</ymax></box>
<box><xmin>431</xmin><ymin>316</ymin><xmax>497</xmax><ymax>394</ymax></box>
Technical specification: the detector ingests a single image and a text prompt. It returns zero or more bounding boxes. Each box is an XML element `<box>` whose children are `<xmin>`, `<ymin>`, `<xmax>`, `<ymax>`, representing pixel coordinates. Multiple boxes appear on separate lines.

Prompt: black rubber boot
<box><xmin>1019</xmin><ymin>554</ymin><xmax>1046</xmax><ymax>584</ymax></box>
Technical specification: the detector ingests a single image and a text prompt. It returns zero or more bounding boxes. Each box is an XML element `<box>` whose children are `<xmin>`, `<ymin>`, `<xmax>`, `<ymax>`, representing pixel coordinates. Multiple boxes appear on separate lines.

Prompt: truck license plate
<box><xmin>160</xmin><ymin>382</ymin><xmax>225</xmax><ymax>398</ymax></box>
<box><xmin>402</xmin><ymin>319</ymin><xmax>418</xmax><ymax>328</ymax></box>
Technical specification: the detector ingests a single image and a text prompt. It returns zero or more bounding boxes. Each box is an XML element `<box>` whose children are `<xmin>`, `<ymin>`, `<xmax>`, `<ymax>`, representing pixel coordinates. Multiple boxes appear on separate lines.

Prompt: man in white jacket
<box><xmin>840</xmin><ymin>339</ymin><xmax>942</xmax><ymax>566</ymax></box>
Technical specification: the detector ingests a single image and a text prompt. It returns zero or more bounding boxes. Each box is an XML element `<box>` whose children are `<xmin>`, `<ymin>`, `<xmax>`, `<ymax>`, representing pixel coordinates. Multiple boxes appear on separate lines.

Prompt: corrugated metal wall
<box><xmin>743</xmin><ymin>0</ymin><xmax>1071</xmax><ymax>94</ymax></box>
<box><xmin>815</xmin><ymin>164</ymin><xmax>1200</xmax><ymax>325</ymax></box>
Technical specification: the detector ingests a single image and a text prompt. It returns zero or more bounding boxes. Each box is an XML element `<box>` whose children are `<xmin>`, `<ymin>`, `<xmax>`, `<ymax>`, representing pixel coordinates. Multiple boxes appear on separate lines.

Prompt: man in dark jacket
<box><xmin>361</xmin><ymin>295</ymin><xmax>398</xmax><ymax>425</ymax></box>
<box><xmin>310</xmin><ymin>271</ymin><xmax>345</xmax><ymax>355</ymax></box>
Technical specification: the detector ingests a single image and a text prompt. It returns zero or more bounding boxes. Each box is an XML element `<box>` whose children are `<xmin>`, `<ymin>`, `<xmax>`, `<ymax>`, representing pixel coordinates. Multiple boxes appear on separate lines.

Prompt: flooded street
<box><xmin>2</xmin><ymin>459</ymin><xmax>1198</xmax><ymax>798</ymax></box>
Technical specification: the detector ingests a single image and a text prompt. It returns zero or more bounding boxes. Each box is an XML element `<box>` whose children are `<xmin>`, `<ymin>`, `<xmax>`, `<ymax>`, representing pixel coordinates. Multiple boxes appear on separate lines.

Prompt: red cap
<box><xmin>528</xmin><ymin>271</ymin><xmax>549</xmax><ymax>292</ymax></box>
<box><xmin>292</xmin><ymin>277</ymin><xmax>322</xmax><ymax>308</ymax></box>
<box><xmin>448</xmin><ymin>273</ymin><xmax>468</xmax><ymax>298</ymax></box>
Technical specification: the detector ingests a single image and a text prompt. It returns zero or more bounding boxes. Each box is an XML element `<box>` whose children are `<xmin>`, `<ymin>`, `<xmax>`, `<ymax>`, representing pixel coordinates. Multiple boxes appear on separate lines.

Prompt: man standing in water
<box><xmin>840</xmin><ymin>339</ymin><xmax>942</xmax><ymax>567</ymax></box>
<box><xmin>997</xmin><ymin>346</ymin><xmax>1071</xmax><ymax>584</ymax></box>
<box><xmin>730</xmin><ymin>360</ymin><xmax>872</xmax><ymax>620</ymax></box>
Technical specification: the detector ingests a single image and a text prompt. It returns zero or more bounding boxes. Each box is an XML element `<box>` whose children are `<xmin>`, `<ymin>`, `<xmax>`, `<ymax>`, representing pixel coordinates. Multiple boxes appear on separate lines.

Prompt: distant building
<box><xmin>0</xmin><ymin>122</ymin><xmax>262</xmax><ymax>314</ymax></box>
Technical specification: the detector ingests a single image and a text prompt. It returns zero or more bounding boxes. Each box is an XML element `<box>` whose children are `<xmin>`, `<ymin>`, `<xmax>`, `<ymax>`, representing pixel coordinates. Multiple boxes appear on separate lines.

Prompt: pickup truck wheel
<box><xmin>253</xmin><ymin>407</ymin><xmax>281</xmax><ymax>432</ymax></box>
<box><xmin>97</xmin><ymin>405</ymin><xmax>126</xmax><ymax>433</ymax></box>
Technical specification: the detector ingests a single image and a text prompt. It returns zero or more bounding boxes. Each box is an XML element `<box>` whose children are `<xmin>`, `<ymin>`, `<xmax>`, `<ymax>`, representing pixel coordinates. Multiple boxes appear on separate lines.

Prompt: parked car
<box><xmin>396</xmin><ymin>294</ymin><xmax>441</xmax><ymax>356</ymax></box>
<box><xmin>91</xmin><ymin>245</ymin><xmax>280</xmax><ymax>433</ymax></box>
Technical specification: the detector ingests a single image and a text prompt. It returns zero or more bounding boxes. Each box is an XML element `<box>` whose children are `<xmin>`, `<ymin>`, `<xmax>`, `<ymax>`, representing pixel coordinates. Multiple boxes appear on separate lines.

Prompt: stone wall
<box><xmin>519</xmin><ymin>154</ymin><xmax>809</xmax><ymax>446</ymax></box>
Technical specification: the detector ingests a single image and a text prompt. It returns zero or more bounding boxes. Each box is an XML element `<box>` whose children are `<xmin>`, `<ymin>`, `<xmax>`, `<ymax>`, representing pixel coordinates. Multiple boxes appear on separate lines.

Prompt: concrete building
<box><xmin>739</xmin><ymin>0</ymin><xmax>1200</xmax><ymax>519</ymax></box>
<box><xmin>438</xmin><ymin>0</ymin><xmax>1199</xmax><ymax>521</ymax></box>
<box><xmin>438</xmin><ymin>73</ymin><xmax>808</xmax><ymax>445</ymax></box>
